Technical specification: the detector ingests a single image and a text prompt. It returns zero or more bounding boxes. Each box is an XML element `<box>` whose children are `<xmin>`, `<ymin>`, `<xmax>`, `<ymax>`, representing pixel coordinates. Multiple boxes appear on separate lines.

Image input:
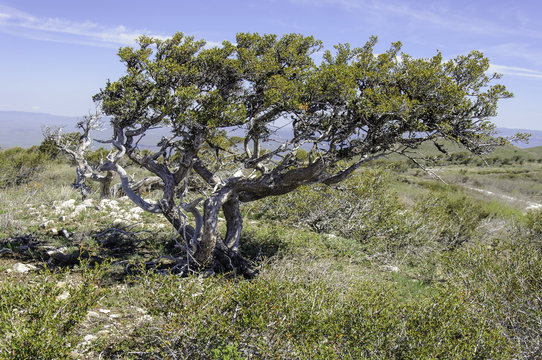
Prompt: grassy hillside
<box><xmin>0</xmin><ymin>147</ymin><xmax>541</xmax><ymax>358</ymax></box>
<box><xmin>379</xmin><ymin>138</ymin><xmax>541</xmax><ymax>169</ymax></box>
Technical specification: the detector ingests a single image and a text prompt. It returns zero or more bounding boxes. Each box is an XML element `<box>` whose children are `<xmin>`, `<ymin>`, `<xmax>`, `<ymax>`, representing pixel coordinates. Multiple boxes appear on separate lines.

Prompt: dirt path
<box><xmin>462</xmin><ymin>185</ymin><xmax>542</xmax><ymax>212</ymax></box>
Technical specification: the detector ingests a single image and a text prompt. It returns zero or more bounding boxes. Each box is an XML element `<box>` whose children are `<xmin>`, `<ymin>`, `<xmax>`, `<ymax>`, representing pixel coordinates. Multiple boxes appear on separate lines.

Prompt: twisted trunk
<box><xmin>99</xmin><ymin>171</ymin><xmax>114</xmax><ymax>198</ymax></box>
<box><xmin>195</xmin><ymin>187</ymin><xmax>233</xmax><ymax>265</ymax></box>
<box><xmin>222</xmin><ymin>196</ymin><xmax>242</xmax><ymax>251</ymax></box>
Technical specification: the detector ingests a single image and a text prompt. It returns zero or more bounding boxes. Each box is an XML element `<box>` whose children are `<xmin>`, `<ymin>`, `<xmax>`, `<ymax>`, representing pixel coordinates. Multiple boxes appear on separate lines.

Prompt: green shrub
<box><xmin>0</xmin><ymin>264</ymin><xmax>105</xmax><ymax>359</ymax></box>
<box><xmin>0</xmin><ymin>147</ymin><xmax>50</xmax><ymax>188</ymax></box>
<box><xmin>244</xmin><ymin>167</ymin><xmax>404</xmax><ymax>243</ymax></box>
<box><xmin>411</xmin><ymin>192</ymin><xmax>488</xmax><ymax>250</ymax></box>
<box><xmin>524</xmin><ymin>208</ymin><xmax>542</xmax><ymax>243</ymax></box>
<box><xmin>442</xmin><ymin>234</ymin><xmax>542</xmax><ymax>358</ymax></box>
<box><xmin>111</xmin><ymin>270</ymin><xmax>513</xmax><ymax>359</ymax></box>
<box><xmin>84</xmin><ymin>147</ymin><xmax>113</xmax><ymax>166</ymax></box>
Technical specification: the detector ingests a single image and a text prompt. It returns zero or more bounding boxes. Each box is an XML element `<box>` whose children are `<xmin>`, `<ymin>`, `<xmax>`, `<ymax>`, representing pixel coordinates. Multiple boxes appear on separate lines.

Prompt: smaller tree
<box><xmin>45</xmin><ymin>111</ymin><xmax>114</xmax><ymax>199</ymax></box>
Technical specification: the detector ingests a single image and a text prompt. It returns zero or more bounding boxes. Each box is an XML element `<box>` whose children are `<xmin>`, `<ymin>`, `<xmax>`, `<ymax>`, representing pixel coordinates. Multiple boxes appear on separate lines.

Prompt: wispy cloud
<box><xmin>289</xmin><ymin>0</ymin><xmax>542</xmax><ymax>40</ymax></box>
<box><xmin>0</xmin><ymin>5</ymin><xmax>167</xmax><ymax>48</ymax></box>
<box><xmin>485</xmin><ymin>42</ymin><xmax>542</xmax><ymax>66</ymax></box>
<box><xmin>489</xmin><ymin>64</ymin><xmax>542</xmax><ymax>80</ymax></box>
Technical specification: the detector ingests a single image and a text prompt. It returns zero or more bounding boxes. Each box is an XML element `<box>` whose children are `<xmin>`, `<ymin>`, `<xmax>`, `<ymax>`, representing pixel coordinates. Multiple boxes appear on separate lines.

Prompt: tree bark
<box><xmin>222</xmin><ymin>196</ymin><xmax>242</xmax><ymax>251</ymax></box>
<box><xmin>195</xmin><ymin>187</ymin><xmax>232</xmax><ymax>265</ymax></box>
<box><xmin>99</xmin><ymin>171</ymin><xmax>113</xmax><ymax>198</ymax></box>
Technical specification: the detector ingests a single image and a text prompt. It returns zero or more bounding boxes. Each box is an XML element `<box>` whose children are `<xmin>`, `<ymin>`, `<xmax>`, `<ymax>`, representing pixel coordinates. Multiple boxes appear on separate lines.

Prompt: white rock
<box><xmin>98</xmin><ymin>309</ymin><xmax>111</xmax><ymax>314</ymax></box>
<box><xmin>71</xmin><ymin>204</ymin><xmax>87</xmax><ymax>215</ymax></box>
<box><xmin>47</xmin><ymin>247</ymin><xmax>70</xmax><ymax>261</ymax></box>
<box><xmin>39</xmin><ymin>220</ymin><xmax>53</xmax><ymax>229</ymax></box>
<box><xmin>83</xmin><ymin>334</ymin><xmax>97</xmax><ymax>342</ymax></box>
<box><xmin>58</xmin><ymin>199</ymin><xmax>76</xmax><ymax>210</ymax></box>
<box><xmin>382</xmin><ymin>265</ymin><xmax>399</xmax><ymax>273</ymax></box>
<box><xmin>130</xmin><ymin>207</ymin><xmax>144</xmax><ymax>214</ymax></box>
<box><xmin>81</xmin><ymin>199</ymin><xmax>94</xmax><ymax>207</ymax></box>
<box><xmin>112</xmin><ymin>218</ymin><xmax>128</xmax><ymax>227</ymax></box>
<box><xmin>56</xmin><ymin>291</ymin><xmax>70</xmax><ymax>301</ymax></box>
<box><xmin>12</xmin><ymin>263</ymin><xmax>37</xmax><ymax>273</ymax></box>
<box><xmin>99</xmin><ymin>199</ymin><xmax>120</xmax><ymax>210</ymax></box>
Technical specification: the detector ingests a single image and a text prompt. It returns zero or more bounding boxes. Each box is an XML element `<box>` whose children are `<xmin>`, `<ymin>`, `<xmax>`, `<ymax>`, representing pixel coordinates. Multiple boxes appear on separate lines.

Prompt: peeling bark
<box><xmin>195</xmin><ymin>186</ymin><xmax>233</xmax><ymax>265</ymax></box>
<box><xmin>222</xmin><ymin>196</ymin><xmax>242</xmax><ymax>251</ymax></box>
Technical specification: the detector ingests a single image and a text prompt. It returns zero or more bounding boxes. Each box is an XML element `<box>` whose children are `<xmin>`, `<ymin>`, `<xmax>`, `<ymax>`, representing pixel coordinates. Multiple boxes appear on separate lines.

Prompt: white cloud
<box><xmin>489</xmin><ymin>64</ymin><xmax>542</xmax><ymax>80</ymax></box>
<box><xmin>288</xmin><ymin>0</ymin><xmax>542</xmax><ymax>40</ymax></box>
<box><xmin>0</xmin><ymin>5</ymin><xmax>168</xmax><ymax>48</ymax></box>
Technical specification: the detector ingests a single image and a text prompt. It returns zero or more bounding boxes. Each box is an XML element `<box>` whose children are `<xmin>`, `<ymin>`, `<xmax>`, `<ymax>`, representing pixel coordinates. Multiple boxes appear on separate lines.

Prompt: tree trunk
<box><xmin>222</xmin><ymin>196</ymin><xmax>242</xmax><ymax>251</ymax></box>
<box><xmin>195</xmin><ymin>188</ymin><xmax>231</xmax><ymax>265</ymax></box>
<box><xmin>191</xmin><ymin>188</ymin><xmax>255</xmax><ymax>277</ymax></box>
<box><xmin>99</xmin><ymin>171</ymin><xmax>113</xmax><ymax>198</ymax></box>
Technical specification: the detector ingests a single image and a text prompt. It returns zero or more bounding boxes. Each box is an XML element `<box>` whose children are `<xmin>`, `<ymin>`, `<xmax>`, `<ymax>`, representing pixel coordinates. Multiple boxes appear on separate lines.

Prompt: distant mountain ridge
<box><xmin>0</xmin><ymin>110</ymin><xmax>541</xmax><ymax>149</ymax></box>
<box><xmin>0</xmin><ymin>111</ymin><xmax>81</xmax><ymax>148</ymax></box>
<box><xmin>495</xmin><ymin>128</ymin><xmax>542</xmax><ymax>149</ymax></box>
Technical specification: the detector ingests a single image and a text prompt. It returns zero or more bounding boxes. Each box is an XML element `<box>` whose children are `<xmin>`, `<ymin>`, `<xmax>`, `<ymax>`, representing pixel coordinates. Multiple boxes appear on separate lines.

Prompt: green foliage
<box><xmin>524</xmin><ymin>208</ymin><xmax>542</xmax><ymax>242</ymax></box>
<box><xmin>96</xmin><ymin>32</ymin><xmax>511</xmax><ymax>186</ymax></box>
<box><xmin>411</xmin><ymin>191</ymin><xmax>488</xmax><ymax>250</ymax></box>
<box><xmin>0</xmin><ymin>147</ymin><xmax>50</xmax><ymax>188</ymax></box>
<box><xmin>84</xmin><ymin>147</ymin><xmax>112</xmax><ymax>166</ymax></box>
<box><xmin>112</xmin><ymin>270</ymin><xmax>513</xmax><ymax>359</ymax></box>
<box><xmin>442</xmin><ymin>235</ymin><xmax>542</xmax><ymax>357</ymax></box>
<box><xmin>0</xmin><ymin>263</ymin><xmax>105</xmax><ymax>359</ymax></box>
<box><xmin>244</xmin><ymin>167</ymin><xmax>403</xmax><ymax>242</ymax></box>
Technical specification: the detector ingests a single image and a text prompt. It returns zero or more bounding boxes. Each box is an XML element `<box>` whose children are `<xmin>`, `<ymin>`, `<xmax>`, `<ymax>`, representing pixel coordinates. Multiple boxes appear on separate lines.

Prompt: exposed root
<box><xmin>129</xmin><ymin>248</ymin><xmax>258</xmax><ymax>279</ymax></box>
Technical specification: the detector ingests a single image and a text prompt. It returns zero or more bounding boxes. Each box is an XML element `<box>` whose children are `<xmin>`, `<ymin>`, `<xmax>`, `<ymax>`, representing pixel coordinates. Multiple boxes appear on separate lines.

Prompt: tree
<box><xmin>87</xmin><ymin>32</ymin><xmax>511</xmax><ymax>276</ymax></box>
<box><xmin>45</xmin><ymin>112</ymin><xmax>114</xmax><ymax>199</ymax></box>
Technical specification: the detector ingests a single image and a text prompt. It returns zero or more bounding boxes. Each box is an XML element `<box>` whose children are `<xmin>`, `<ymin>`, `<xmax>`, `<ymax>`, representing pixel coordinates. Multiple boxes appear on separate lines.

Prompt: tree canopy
<box><xmin>79</xmin><ymin>32</ymin><xmax>511</xmax><ymax>275</ymax></box>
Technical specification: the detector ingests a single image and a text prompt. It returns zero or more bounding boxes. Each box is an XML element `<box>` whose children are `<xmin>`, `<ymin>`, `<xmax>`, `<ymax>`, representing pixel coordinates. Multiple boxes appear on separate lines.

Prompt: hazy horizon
<box><xmin>0</xmin><ymin>109</ymin><xmax>540</xmax><ymax>150</ymax></box>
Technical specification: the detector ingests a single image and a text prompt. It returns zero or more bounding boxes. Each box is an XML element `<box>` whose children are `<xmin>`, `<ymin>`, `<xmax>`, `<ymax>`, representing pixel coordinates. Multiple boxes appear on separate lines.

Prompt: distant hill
<box><xmin>496</xmin><ymin>128</ymin><xmax>542</xmax><ymax>148</ymax></box>
<box><xmin>0</xmin><ymin>111</ymin><xmax>163</xmax><ymax>149</ymax></box>
<box><xmin>1</xmin><ymin>110</ymin><xmax>542</xmax><ymax>150</ymax></box>
<box><xmin>0</xmin><ymin>111</ymin><xmax>81</xmax><ymax>148</ymax></box>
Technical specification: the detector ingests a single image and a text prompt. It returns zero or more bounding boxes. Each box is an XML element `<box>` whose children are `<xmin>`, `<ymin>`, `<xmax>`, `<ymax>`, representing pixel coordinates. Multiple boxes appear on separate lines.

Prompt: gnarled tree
<box><xmin>45</xmin><ymin>112</ymin><xmax>114</xmax><ymax>199</ymax></box>
<box><xmin>89</xmin><ymin>32</ymin><xmax>511</xmax><ymax>276</ymax></box>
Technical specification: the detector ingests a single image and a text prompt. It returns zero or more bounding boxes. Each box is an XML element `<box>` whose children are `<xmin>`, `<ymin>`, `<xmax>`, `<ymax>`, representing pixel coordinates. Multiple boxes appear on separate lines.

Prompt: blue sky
<box><xmin>0</xmin><ymin>0</ymin><xmax>541</xmax><ymax>129</ymax></box>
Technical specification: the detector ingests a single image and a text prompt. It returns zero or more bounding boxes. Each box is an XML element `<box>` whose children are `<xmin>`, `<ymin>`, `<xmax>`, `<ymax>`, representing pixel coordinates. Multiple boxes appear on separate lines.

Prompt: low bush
<box><xmin>442</xmin><ymin>234</ymin><xmax>542</xmax><ymax>358</ymax></box>
<box><xmin>410</xmin><ymin>192</ymin><xmax>488</xmax><ymax>250</ymax></box>
<box><xmin>0</xmin><ymin>147</ymin><xmax>50</xmax><ymax>188</ymax></box>
<box><xmin>0</xmin><ymin>263</ymin><xmax>105</xmax><ymax>359</ymax></box>
<box><xmin>244</xmin><ymin>167</ymin><xmax>405</xmax><ymax>243</ymax></box>
<box><xmin>103</xmin><ymin>269</ymin><xmax>514</xmax><ymax>359</ymax></box>
<box><xmin>523</xmin><ymin>208</ymin><xmax>542</xmax><ymax>245</ymax></box>
<box><xmin>244</xmin><ymin>168</ymin><xmax>491</xmax><ymax>262</ymax></box>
